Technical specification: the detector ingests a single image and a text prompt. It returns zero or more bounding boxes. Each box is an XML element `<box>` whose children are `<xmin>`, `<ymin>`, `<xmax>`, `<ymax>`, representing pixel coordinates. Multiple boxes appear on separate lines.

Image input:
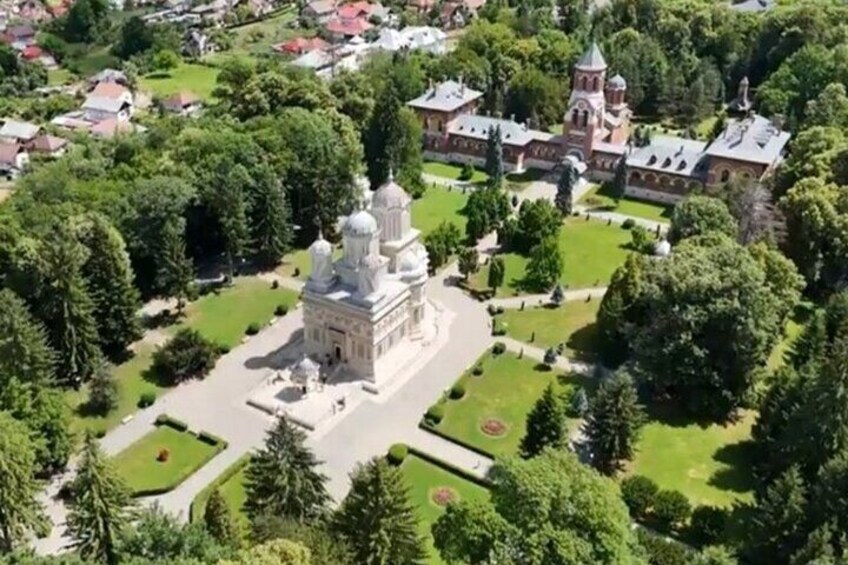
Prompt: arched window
<box><xmin>720</xmin><ymin>169</ymin><xmax>730</xmax><ymax>182</ymax></box>
<box><xmin>592</xmin><ymin>76</ymin><xmax>599</xmax><ymax>91</ymax></box>
<box><xmin>580</xmin><ymin>76</ymin><xmax>588</xmax><ymax>90</ymax></box>
<box><xmin>571</xmin><ymin>109</ymin><xmax>579</xmax><ymax>125</ymax></box>
<box><xmin>581</xmin><ymin>111</ymin><xmax>589</xmax><ymax>127</ymax></box>
<box><xmin>629</xmin><ymin>171</ymin><xmax>642</xmax><ymax>183</ymax></box>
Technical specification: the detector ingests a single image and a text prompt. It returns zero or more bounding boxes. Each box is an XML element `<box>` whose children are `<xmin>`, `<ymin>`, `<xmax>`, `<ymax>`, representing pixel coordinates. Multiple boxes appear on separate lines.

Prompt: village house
<box><xmin>0</xmin><ymin>142</ymin><xmax>28</xmax><ymax>179</ymax></box>
<box><xmin>161</xmin><ymin>91</ymin><xmax>201</xmax><ymax>116</ymax></box>
<box><xmin>274</xmin><ymin>36</ymin><xmax>330</xmax><ymax>56</ymax></box>
<box><xmin>407</xmin><ymin>43</ymin><xmax>792</xmax><ymax>203</ymax></box>
<box><xmin>371</xmin><ymin>26</ymin><xmax>446</xmax><ymax>55</ymax></box>
<box><xmin>28</xmin><ymin>134</ymin><xmax>67</xmax><ymax>157</ymax></box>
<box><xmin>302</xmin><ymin>0</ymin><xmax>336</xmax><ymax>24</ymax></box>
<box><xmin>0</xmin><ymin>118</ymin><xmax>39</xmax><ymax>144</ymax></box>
<box><xmin>2</xmin><ymin>24</ymin><xmax>34</xmax><ymax>49</ymax></box>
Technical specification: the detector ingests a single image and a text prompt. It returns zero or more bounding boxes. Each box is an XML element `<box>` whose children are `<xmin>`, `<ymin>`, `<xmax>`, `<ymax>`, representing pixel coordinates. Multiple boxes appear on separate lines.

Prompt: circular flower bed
<box><xmin>430</xmin><ymin>487</ymin><xmax>458</xmax><ymax>507</ymax></box>
<box><xmin>480</xmin><ymin>418</ymin><xmax>507</xmax><ymax>437</ymax></box>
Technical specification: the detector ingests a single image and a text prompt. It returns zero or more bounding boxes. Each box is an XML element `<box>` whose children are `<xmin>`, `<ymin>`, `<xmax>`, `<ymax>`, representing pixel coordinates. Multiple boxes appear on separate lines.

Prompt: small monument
<box><xmin>291</xmin><ymin>354</ymin><xmax>321</xmax><ymax>396</ymax></box>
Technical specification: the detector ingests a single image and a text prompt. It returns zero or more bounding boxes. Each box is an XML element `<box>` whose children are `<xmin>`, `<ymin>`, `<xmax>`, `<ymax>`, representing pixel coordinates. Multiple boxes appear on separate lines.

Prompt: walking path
<box><xmin>488</xmin><ymin>287</ymin><xmax>607</xmax><ymax>309</ymax></box>
<box><xmin>574</xmin><ymin>205</ymin><xmax>668</xmax><ymax>232</ymax></box>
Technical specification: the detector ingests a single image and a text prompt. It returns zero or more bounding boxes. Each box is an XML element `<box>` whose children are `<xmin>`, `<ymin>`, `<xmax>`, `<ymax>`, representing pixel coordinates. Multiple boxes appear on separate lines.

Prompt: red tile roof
<box><xmin>29</xmin><ymin>134</ymin><xmax>67</xmax><ymax>153</ymax></box>
<box><xmin>21</xmin><ymin>45</ymin><xmax>43</xmax><ymax>60</ymax></box>
<box><xmin>337</xmin><ymin>1</ymin><xmax>373</xmax><ymax>19</ymax></box>
<box><xmin>326</xmin><ymin>16</ymin><xmax>372</xmax><ymax>36</ymax></box>
<box><xmin>273</xmin><ymin>36</ymin><xmax>330</xmax><ymax>55</ymax></box>
<box><xmin>90</xmin><ymin>119</ymin><xmax>132</xmax><ymax>139</ymax></box>
<box><xmin>91</xmin><ymin>82</ymin><xmax>130</xmax><ymax>100</ymax></box>
<box><xmin>163</xmin><ymin>91</ymin><xmax>199</xmax><ymax>109</ymax></box>
<box><xmin>0</xmin><ymin>143</ymin><xmax>21</xmax><ymax>166</ymax></box>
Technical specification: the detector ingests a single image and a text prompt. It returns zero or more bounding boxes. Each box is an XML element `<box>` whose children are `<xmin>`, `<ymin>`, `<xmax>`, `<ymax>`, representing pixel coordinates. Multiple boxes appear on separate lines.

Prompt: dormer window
<box><xmin>647</xmin><ymin>155</ymin><xmax>657</xmax><ymax>166</ymax></box>
<box><xmin>662</xmin><ymin>157</ymin><xmax>671</xmax><ymax>168</ymax></box>
<box><xmin>677</xmin><ymin>160</ymin><xmax>687</xmax><ymax>171</ymax></box>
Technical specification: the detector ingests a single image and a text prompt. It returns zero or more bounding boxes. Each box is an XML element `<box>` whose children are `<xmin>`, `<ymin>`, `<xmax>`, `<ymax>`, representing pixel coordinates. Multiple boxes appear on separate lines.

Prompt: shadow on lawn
<box><xmin>709</xmin><ymin>441</ymin><xmax>757</xmax><ymax>495</ymax></box>
<box><xmin>146</xmin><ymin>71</ymin><xmax>174</xmax><ymax>80</ymax></box>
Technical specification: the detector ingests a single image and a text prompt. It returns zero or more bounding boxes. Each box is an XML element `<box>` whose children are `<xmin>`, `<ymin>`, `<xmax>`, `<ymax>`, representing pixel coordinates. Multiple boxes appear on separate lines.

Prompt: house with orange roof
<box><xmin>161</xmin><ymin>91</ymin><xmax>201</xmax><ymax>116</ymax></box>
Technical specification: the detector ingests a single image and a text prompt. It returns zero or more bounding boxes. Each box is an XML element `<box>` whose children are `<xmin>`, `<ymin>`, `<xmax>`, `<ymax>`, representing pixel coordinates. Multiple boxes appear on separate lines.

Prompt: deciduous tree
<box><xmin>488</xmin><ymin>255</ymin><xmax>505</xmax><ymax>294</ymax></box>
<box><xmin>523</xmin><ymin>235</ymin><xmax>561</xmax><ymax>291</ymax></box>
<box><xmin>667</xmin><ymin>196</ymin><xmax>737</xmax><ymax>244</ymax></box>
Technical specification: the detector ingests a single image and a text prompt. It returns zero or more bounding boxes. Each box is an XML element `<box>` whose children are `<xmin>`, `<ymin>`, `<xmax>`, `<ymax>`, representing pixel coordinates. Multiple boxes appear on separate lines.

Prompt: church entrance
<box><xmin>329</xmin><ymin>327</ymin><xmax>346</xmax><ymax>363</ymax></box>
<box><xmin>334</xmin><ymin>344</ymin><xmax>342</xmax><ymax>360</ymax></box>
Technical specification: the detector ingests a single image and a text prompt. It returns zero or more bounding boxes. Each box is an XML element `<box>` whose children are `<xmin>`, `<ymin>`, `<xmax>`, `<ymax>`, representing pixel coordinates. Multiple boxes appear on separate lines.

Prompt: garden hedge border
<box><xmin>128</xmin><ymin>418</ymin><xmax>228</xmax><ymax>498</ymax></box>
<box><xmin>418</xmin><ymin>419</ymin><xmax>497</xmax><ymax>460</ymax></box>
<box><xmin>188</xmin><ymin>454</ymin><xmax>252</xmax><ymax>523</ymax></box>
<box><xmin>405</xmin><ymin>445</ymin><xmax>492</xmax><ymax>489</ymax></box>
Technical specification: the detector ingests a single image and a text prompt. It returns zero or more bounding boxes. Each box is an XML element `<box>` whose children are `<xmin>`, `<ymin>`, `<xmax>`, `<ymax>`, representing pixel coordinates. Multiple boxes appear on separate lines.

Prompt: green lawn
<box><xmin>629</xmin><ymin>409</ymin><xmax>756</xmax><ymax>508</ymax></box>
<box><xmin>277</xmin><ymin>246</ymin><xmax>342</xmax><ymax>279</ymax></box>
<box><xmin>64</xmin><ymin>346</ymin><xmax>165</xmax><ymax>437</ymax></box>
<box><xmin>400</xmin><ymin>454</ymin><xmax>490</xmax><ymax>564</ymax></box>
<box><xmin>140</xmin><ymin>63</ymin><xmax>221</xmax><ymax>101</ymax></box>
<box><xmin>411</xmin><ymin>185</ymin><xmax>469</xmax><ymax>235</ymax></box>
<box><xmin>173</xmin><ymin>277</ymin><xmax>300</xmax><ymax>349</ymax></box>
<box><xmin>47</xmin><ymin>68</ymin><xmax>74</xmax><ymax>86</ymax></box>
<box><xmin>430</xmin><ymin>351</ymin><xmax>589</xmax><ymax>457</ymax></box>
<box><xmin>766</xmin><ymin>304</ymin><xmax>812</xmax><ymax>371</ymax></box>
<box><xmin>227</xmin><ymin>7</ymin><xmax>305</xmax><ymax>56</ymax></box>
<box><xmin>498</xmin><ymin>299</ymin><xmax>601</xmax><ymax>361</ymax></box>
<box><xmin>579</xmin><ymin>184</ymin><xmax>673</xmax><ymax>224</ymax></box>
<box><xmin>191</xmin><ymin>455</ymin><xmax>250</xmax><ymax>529</ymax></box>
<box><xmin>423</xmin><ymin>161</ymin><xmax>488</xmax><ymax>184</ymax></box>
<box><xmin>471</xmin><ymin>218</ymin><xmax>633</xmax><ymax>294</ymax></box>
<box><xmin>112</xmin><ymin>424</ymin><xmax>223</xmax><ymax>495</ymax></box>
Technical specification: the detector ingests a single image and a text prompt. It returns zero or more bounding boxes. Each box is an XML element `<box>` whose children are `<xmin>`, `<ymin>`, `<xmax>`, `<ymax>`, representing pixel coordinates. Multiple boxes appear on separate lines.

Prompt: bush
<box><xmin>492</xmin><ymin>342</ymin><xmax>506</xmax><ymax>355</ymax></box>
<box><xmin>567</xmin><ymin>387</ymin><xmax>589</xmax><ymax>418</ymax></box>
<box><xmin>155</xmin><ymin>414</ymin><xmax>189</xmax><ymax>432</ymax></box>
<box><xmin>472</xmin><ymin>365</ymin><xmax>484</xmax><ymax>376</ymax></box>
<box><xmin>151</xmin><ymin>328</ymin><xmax>219</xmax><ymax>385</ymax></box>
<box><xmin>425</xmin><ymin>404</ymin><xmax>445</xmax><ymax>424</ymax></box>
<box><xmin>459</xmin><ymin>162</ymin><xmax>474</xmax><ymax>181</ymax></box>
<box><xmin>274</xmin><ymin>304</ymin><xmax>289</xmax><ymax>317</ymax></box>
<box><xmin>496</xmin><ymin>305</ymin><xmax>504</xmax><ymax>314</ymax></box>
<box><xmin>654</xmin><ymin>490</ymin><xmax>692</xmax><ymax>531</ymax></box>
<box><xmin>689</xmin><ymin>505</ymin><xmax>728</xmax><ymax>545</ymax></box>
<box><xmin>293</xmin><ymin>267</ymin><xmax>300</xmax><ymax>277</ymax></box>
<box><xmin>246</xmin><ymin>322</ymin><xmax>261</xmax><ymax>335</ymax></box>
<box><xmin>636</xmin><ymin>528</ymin><xmax>692</xmax><ymax>565</ymax></box>
<box><xmin>197</xmin><ymin>431</ymin><xmax>225</xmax><ymax>447</ymax></box>
<box><xmin>271</xmin><ymin>279</ymin><xmax>280</xmax><ymax>289</ymax></box>
<box><xmin>157</xmin><ymin>449</ymin><xmax>170</xmax><ymax>462</ymax></box>
<box><xmin>137</xmin><ymin>391</ymin><xmax>157</xmax><ymax>408</ymax></box>
<box><xmin>622</xmin><ymin>218</ymin><xmax>636</xmax><ymax>230</ymax></box>
<box><xmin>387</xmin><ymin>443</ymin><xmax>408</xmax><ymax>465</ymax></box>
<box><xmin>217</xmin><ymin>344</ymin><xmax>230</xmax><ymax>355</ymax></box>
<box><xmin>621</xmin><ymin>475</ymin><xmax>659</xmax><ymax>520</ymax></box>
<box><xmin>487</xmin><ymin>304</ymin><xmax>499</xmax><ymax>316</ymax></box>
<box><xmin>449</xmin><ymin>383</ymin><xmax>466</xmax><ymax>399</ymax></box>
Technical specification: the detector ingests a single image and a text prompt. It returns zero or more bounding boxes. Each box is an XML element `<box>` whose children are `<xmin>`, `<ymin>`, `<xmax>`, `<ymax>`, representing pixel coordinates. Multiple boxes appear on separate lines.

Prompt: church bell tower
<box><xmin>563</xmin><ymin>42</ymin><xmax>608</xmax><ymax>162</ymax></box>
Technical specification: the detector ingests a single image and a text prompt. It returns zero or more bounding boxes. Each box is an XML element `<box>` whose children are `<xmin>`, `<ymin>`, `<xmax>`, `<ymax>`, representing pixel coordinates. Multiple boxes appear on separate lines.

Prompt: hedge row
<box><xmin>406</xmin><ymin>446</ymin><xmax>492</xmax><ymax>489</ymax></box>
<box><xmin>189</xmin><ymin>454</ymin><xmax>252</xmax><ymax>523</ymax></box>
<box><xmin>155</xmin><ymin>414</ymin><xmax>189</xmax><ymax>432</ymax></box>
<box><xmin>418</xmin><ymin>418</ymin><xmax>497</xmax><ymax>460</ymax></box>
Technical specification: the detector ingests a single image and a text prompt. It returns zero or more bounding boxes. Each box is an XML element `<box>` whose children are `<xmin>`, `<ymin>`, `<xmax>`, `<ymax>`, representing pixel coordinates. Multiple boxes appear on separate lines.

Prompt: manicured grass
<box><xmin>579</xmin><ymin>184</ymin><xmax>673</xmax><ymax>224</ymax></box>
<box><xmin>191</xmin><ymin>455</ymin><xmax>250</xmax><ymax>529</ymax></box>
<box><xmin>766</xmin><ymin>303</ymin><xmax>813</xmax><ymax>371</ymax></box>
<box><xmin>140</xmin><ymin>63</ymin><xmax>221</xmax><ymax>101</ymax></box>
<box><xmin>629</xmin><ymin>409</ymin><xmax>757</xmax><ymax>508</ymax></box>
<box><xmin>174</xmin><ymin>276</ymin><xmax>300</xmax><ymax>349</ymax></box>
<box><xmin>423</xmin><ymin>161</ymin><xmax>488</xmax><ymax>184</ymax></box>
<box><xmin>47</xmin><ymin>68</ymin><xmax>74</xmax><ymax>86</ymax></box>
<box><xmin>471</xmin><ymin>218</ymin><xmax>633</xmax><ymax>294</ymax></box>
<box><xmin>498</xmin><ymin>299</ymin><xmax>601</xmax><ymax>361</ymax></box>
<box><xmin>411</xmin><ymin>184</ymin><xmax>469</xmax><ymax>235</ymax></box>
<box><xmin>65</xmin><ymin>346</ymin><xmax>165</xmax><ymax>437</ymax></box>
<box><xmin>228</xmin><ymin>7</ymin><xmax>305</xmax><ymax>56</ymax></box>
<box><xmin>430</xmin><ymin>351</ymin><xmax>589</xmax><ymax>457</ymax></box>
<box><xmin>112</xmin><ymin>424</ymin><xmax>223</xmax><ymax>495</ymax></box>
<box><xmin>400</xmin><ymin>454</ymin><xmax>490</xmax><ymax>564</ymax></box>
<box><xmin>277</xmin><ymin>246</ymin><xmax>342</xmax><ymax>279</ymax></box>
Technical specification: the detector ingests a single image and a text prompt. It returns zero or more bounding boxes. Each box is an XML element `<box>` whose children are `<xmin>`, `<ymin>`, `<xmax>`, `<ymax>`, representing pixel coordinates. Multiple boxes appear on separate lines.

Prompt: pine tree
<box><xmin>77</xmin><ymin>214</ymin><xmax>142</xmax><ymax>359</ymax></box>
<box><xmin>520</xmin><ymin>384</ymin><xmax>567</xmax><ymax>458</ymax></box>
<box><xmin>485</xmin><ymin>126</ymin><xmax>504</xmax><ymax>189</ymax></box>
<box><xmin>0</xmin><ymin>288</ymin><xmax>55</xmax><ymax>388</ymax></box>
<box><xmin>524</xmin><ymin>236</ymin><xmax>562</xmax><ymax>291</ymax></box>
<box><xmin>611</xmin><ymin>158</ymin><xmax>627</xmax><ymax>202</ymax></box>
<box><xmin>244</xmin><ymin>416</ymin><xmax>330</xmax><ymax>523</ymax></box>
<box><xmin>0</xmin><ymin>411</ymin><xmax>48</xmax><ymax>552</ymax></box>
<box><xmin>747</xmin><ymin>465</ymin><xmax>808</xmax><ymax>564</ymax></box>
<box><xmin>364</xmin><ymin>80</ymin><xmax>424</xmax><ymax>190</ymax></box>
<box><xmin>586</xmin><ymin>371</ymin><xmax>644</xmax><ymax>474</ymax></box>
<box><xmin>217</xmin><ymin>165</ymin><xmax>252</xmax><ymax>279</ymax></box>
<box><xmin>555</xmin><ymin>162</ymin><xmax>577</xmax><ymax>215</ymax></box>
<box><xmin>333</xmin><ymin>457</ymin><xmax>426</xmax><ymax>565</ymax></box>
<box><xmin>38</xmin><ymin>227</ymin><xmax>102</xmax><ymax>386</ymax></box>
<box><xmin>66</xmin><ymin>432</ymin><xmax>134</xmax><ymax>565</ymax></box>
<box><xmin>204</xmin><ymin>488</ymin><xmax>242</xmax><ymax>549</ymax></box>
<box><xmin>551</xmin><ymin>283</ymin><xmax>564</xmax><ymax>306</ymax></box>
<box><xmin>86</xmin><ymin>360</ymin><xmax>118</xmax><ymax>416</ymax></box>
<box><xmin>250</xmin><ymin>166</ymin><xmax>293</xmax><ymax>268</ymax></box>
<box><xmin>157</xmin><ymin>218</ymin><xmax>194</xmax><ymax>314</ymax></box>
<box><xmin>488</xmin><ymin>256</ymin><xmax>505</xmax><ymax>294</ymax></box>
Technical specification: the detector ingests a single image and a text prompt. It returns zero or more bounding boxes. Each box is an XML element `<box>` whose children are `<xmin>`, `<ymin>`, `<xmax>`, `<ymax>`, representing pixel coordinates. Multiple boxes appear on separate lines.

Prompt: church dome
<box><xmin>344</xmin><ymin>210</ymin><xmax>378</xmax><ymax>237</ymax></box>
<box><xmin>608</xmin><ymin>74</ymin><xmax>626</xmax><ymax>89</ymax></box>
<box><xmin>309</xmin><ymin>235</ymin><xmax>332</xmax><ymax>256</ymax></box>
<box><xmin>373</xmin><ymin>174</ymin><xmax>411</xmax><ymax>210</ymax></box>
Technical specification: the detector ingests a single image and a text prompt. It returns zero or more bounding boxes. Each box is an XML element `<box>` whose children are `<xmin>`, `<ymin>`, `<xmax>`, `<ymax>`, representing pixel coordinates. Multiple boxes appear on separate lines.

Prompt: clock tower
<box><xmin>563</xmin><ymin>42</ymin><xmax>607</xmax><ymax>162</ymax></box>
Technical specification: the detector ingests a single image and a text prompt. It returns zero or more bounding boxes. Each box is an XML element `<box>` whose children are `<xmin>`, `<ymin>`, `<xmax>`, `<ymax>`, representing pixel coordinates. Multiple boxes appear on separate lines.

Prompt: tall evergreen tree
<box><xmin>586</xmin><ymin>371</ymin><xmax>644</xmax><ymax>474</ymax></box>
<box><xmin>65</xmin><ymin>432</ymin><xmax>134</xmax><ymax>565</ymax></box>
<box><xmin>204</xmin><ymin>488</ymin><xmax>242</xmax><ymax>549</ymax></box>
<box><xmin>555</xmin><ymin>162</ymin><xmax>577</xmax><ymax>215</ymax></box>
<box><xmin>86</xmin><ymin>360</ymin><xmax>118</xmax><ymax>416</ymax></box>
<box><xmin>520</xmin><ymin>384</ymin><xmax>567</xmax><ymax>458</ymax></box>
<box><xmin>37</xmin><ymin>227</ymin><xmax>102</xmax><ymax>386</ymax></box>
<box><xmin>0</xmin><ymin>411</ymin><xmax>48</xmax><ymax>553</ymax></box>
<box><xmin>488</xmin><ymin>256</ymin><xmax>505</xmax><ymax>294</ymax></box>
<box><xmin>333</xmin><ymin>457</ymin><xmax>426</xmax><ymax>565</ymax></box>
<box><xmin>746</xmin><ymin>465</ymin><xmax>808</xmax><ymax>564</ymax></box>
<box><xmin>611</xmin><ymin>158</ymin><xmax>627</xmax><ymax>202</ymax></box>
<box><xmin>76</xmin><ymin>214</ymin><xmax>141</xmax><ymax>359</ymax></box>
<box><xmin>216</xmin><ymin>165</ymin><xmax>252</xmax><ymax>279</ymax></box>
<box><xmin>157</xmin><ymin>218</ymin><xmax>194</xmax><ymax>313</ymax></box>
<box><xmin>244</xmin><ymin>416</ymin><xmax>330</xmax><ymax>523</ymax></box>
<box><xmin>250</xmin><ymin>166</ymin><xmax>293</xmax><ymax>268</ymax></box>
<box><xmin>484</xmin><ymin>126</ymin><xmax>504</xmax><ymax>189</ymax></box>
<box><xmin>0</xmin><ymin>288</ymin><xmax>55</xmax><ymax>388</ymax></box>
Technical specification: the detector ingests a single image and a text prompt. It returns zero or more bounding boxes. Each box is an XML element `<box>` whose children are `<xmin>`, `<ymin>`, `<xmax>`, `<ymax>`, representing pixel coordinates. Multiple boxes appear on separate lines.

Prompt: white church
<box><xmin>301</xmin><ymin>174</ymin><xmax>429</xmax><ymax>384</ymax></box>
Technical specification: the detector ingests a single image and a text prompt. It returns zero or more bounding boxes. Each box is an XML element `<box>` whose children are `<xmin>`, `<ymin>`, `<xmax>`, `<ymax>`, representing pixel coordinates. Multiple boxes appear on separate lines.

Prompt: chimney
<box><xmin>509</xmin><ymin>113</ymin><xmax>515</xmax><ymax>123</ymax></box>
<box><xmin>459</xmin><ymin>74</ymin><xmax>464</xmax><ymax>96</ymax></box>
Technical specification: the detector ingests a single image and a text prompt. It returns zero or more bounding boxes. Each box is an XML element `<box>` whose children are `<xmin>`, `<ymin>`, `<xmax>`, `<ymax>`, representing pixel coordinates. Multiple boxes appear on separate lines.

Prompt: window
<box><xmin>571</xmin><ymin>109</ymin><xmax>579</xmax><ymax>125</ymax></box>
<box><xmin>720</xmin><ymin>169</ymin><xmax>730</xmax><ymax>182</ymax></box>
<box><xmin>580</xmin><ymin>76</ymin><xmax>588</xmax><ymax>90</ymax></box>
<box><xmin>581</xmin><ymin>111</ymin><xmax>589</xmax><ymax>127</ymax></box>
<box><xmin>592</xmin><ymin>76</ymin><xmax>599</xmax><ymax>91</ymax></box>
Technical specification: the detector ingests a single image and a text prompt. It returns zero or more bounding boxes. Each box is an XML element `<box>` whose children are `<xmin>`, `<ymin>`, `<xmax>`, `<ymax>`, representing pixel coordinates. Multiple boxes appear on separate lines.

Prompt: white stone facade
<box><xmin>302</xmin><ymin>175</ymin><xmax>428</xmax><ymax>383</ymax></box>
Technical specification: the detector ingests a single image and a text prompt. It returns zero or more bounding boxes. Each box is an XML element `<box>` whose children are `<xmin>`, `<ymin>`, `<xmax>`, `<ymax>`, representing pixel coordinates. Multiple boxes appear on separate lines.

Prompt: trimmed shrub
<box><xmin>271</xmin><ymin>279</ymin><xmax>280</xmax><ymax>289</ymax></box>
<box><xmin>155</xmin><ymin>414</ymin><xmax>189</xmax><ymax>432</ymax></box>
<box><xmin>246</xmin><ymin>322</ymin><xmax>261</xmax><ymax>335</ymax></box>
<box><xmin>293</xmin><ymin>267</ymin><xmax>300</xmax><ymax>277</ymax></box>
<box><xmin>157</xmin><ymin>449</ymin><xmax>170</xmax><ymax>462</ymax></box>
<box><xmin>197</xmin><ymin>431</ymin><xmax>225</xmax><ymax>447</ymax></box>
<box><xmin>274</xmin><ymin>304</ymin><xmax>288</xmax><ymax>317</ymax></box>
<box><xmin>689</xmin><ymin>505</ymin><xmax>728</xmax><ymax>545</ymax></box>
<box><xmin>450</xmin><ymin>383</ymin><xmax>466</xmax><ymax>400</ymax></box>
<box><xmin>387</xmin><ymin>443</ymin><xmax>408</xmax><ymax>465</ymax></box>
<box><xmin>492</xmin><ymin>342</ymin><xmax>506</xmax><ymax>355</ymax></box>
<box><xmin>217</xmin><ymin>344</ymin><xmax>230</xmax><ymax>355</ymax></box>
<box><xmin>137</xmin><ymin>391</ymin><xmax>156</xmax><ymax>408</ymax></box>
<box><xmin>487</xmin><ymin>304</ymin><xmax>499</xmax><ymax>316</ymax></box>
<box><xmin>636</xmin><ymin>528</ymin><xmax>692</xmax><ymax>565</ymax></box>
<box><xmin>472</xmin><ymin>365</ymin><xmax>484</xmax><ymax>376</ymax></box>
<box><xmin>151</xmin><ymin>328</ymin><xmax>219</xmax><ymax>385</ymax></box>
<box><xmin>654</xmin><ymin>489</ymin><xmax>692</xmax><ymax>531</ymax></box>
<box><xmin>622</xmin><ymin>218</ymin><xmax>636</xmax><ymax>230</ymax></box>
<box><xmin>496</xmin><ymin>305</ymin><xmax>504</xmax><ymax>314</ymax></box>
<box><xmin>425</xmin><ymin>404</ymin><xmax>445</xmax><ymax>425</ymax></box>
<box><xmin>621</xmin><ymin>475</ymin><xmax>659</xmax><ymax>520</ymax></box>
<box><xmin>459</xmin><ymin>162</ymin><xmax>474</xmax><ymax>181</ymax></box>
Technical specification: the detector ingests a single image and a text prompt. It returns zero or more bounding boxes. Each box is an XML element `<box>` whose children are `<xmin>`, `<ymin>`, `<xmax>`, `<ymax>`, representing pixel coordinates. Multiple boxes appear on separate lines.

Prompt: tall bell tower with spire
<box><xmin>563</xmin><ymin>42</ymin><xmax>608</xmax><ymax>161</ymax></box>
